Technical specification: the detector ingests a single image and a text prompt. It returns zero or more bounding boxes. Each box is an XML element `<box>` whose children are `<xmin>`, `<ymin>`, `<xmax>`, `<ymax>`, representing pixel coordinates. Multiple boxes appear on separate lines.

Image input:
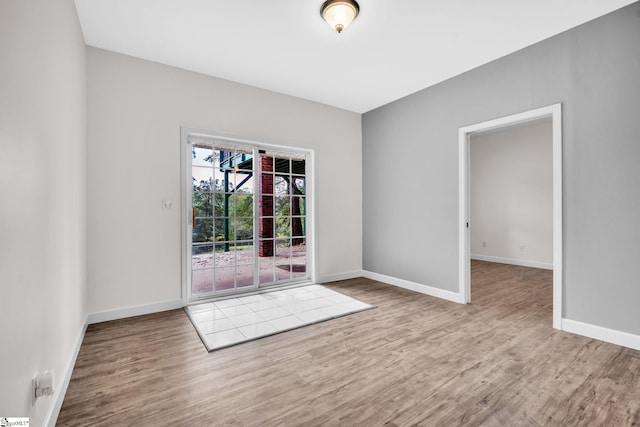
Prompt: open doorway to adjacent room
<box><xmin>459</xmin><ymin>104</ymin><xmax>563</xmax><ymax>329</ymax></box>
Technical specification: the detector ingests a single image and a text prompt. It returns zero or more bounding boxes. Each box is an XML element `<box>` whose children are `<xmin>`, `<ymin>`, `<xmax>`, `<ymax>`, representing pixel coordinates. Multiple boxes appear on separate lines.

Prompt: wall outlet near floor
<box><xmin>520</xmin><ymin>245</ymin><xmax>525</xmax><ymax>252</ymax></box>
<box><xmin>32</xmin><ymin>370</ymin><xmax>54</xmax><ymax>405</ymax></box>
<box><xmin>162</xmin><ymin>199</ymin><xmax>173</xmax><ymax>210</ymax></box>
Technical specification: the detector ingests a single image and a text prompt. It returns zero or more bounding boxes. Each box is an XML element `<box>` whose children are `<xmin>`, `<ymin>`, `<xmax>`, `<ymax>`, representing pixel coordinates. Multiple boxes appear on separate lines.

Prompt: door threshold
<box><xmin>187</xmin><ymin>280</ymin><xmax>315</xmax><ymax>306</ymax></box>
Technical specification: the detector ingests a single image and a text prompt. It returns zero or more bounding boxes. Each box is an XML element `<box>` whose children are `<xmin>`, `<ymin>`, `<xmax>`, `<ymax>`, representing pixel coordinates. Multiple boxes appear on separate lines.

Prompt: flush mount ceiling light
<box><xmin>320</xmin><ymin>0</ymin><xmax>360</xmax><ymax>34</ymax></box>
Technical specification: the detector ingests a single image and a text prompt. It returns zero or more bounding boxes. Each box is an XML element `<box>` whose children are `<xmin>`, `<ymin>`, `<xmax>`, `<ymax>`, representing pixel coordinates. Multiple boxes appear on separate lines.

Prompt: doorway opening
<box><xmin>458</xmin><ymin>104</ymin><xmax>562</xmax><ymax>329</ymax></box>
<box><xmin>181</xmin><ymin>129</ymin><xmax>315</xmax><ymax>304</ymax></box>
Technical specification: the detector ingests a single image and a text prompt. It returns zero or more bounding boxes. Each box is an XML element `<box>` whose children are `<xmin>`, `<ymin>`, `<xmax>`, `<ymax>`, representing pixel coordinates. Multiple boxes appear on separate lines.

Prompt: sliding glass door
<box><xmin>184</xmin><ymin>132</ymin><xmax>310</xmax><ymax>302</ymax></box>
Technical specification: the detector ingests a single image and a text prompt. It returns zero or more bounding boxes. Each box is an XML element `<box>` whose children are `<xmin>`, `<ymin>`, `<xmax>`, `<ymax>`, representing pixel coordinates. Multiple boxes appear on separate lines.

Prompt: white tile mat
<box><xmin>186</xmin><ymin>284</ymin><xmax>374</xmax><ymax>351</ymax></box>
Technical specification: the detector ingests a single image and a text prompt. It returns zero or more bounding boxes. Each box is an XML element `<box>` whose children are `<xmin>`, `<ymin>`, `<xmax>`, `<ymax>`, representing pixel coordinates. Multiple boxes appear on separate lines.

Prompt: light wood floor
<box><xmin>57</xmin><ymin>261</ymin><xmax>640</xmax><ymax>426</ymax></box>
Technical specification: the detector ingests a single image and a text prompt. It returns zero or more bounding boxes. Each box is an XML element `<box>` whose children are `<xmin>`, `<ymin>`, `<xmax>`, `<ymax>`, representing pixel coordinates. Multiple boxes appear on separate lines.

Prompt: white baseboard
<box><xmin>562</xmin><ymin>318</ymin><xmax>640</xmax><ymax>351</ymax></box>
<box><xmin>317</xmin><ymin>270</ymin><xmax>363</xmax><ymax>284</ymax></box>
<box><xmin>471</xmin><ymin>254</ymin><xmax>553</xmax><ymax>270</ymax></box>
<box><xmin>362</xmin><ymin>270</ymin><xmax>463</xmax><ymax>304</ymax></box>
<box><xmin>45</xmin><ymin>299</ymin><xmax>183</xmax><ymax>425</ymax></box>
<box><xmin>87</xmin><ymin>299</ymin><xmax>183</xmax><ymax>324</ymax></box>
<box><xmin>44</xmin><ymin>315</ymin><xmax>88</xmax><ymax>427</ymax></box>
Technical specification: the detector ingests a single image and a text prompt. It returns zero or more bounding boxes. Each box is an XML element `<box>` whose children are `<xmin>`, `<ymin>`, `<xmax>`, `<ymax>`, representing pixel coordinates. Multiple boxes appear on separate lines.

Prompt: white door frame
<box><xmin>458</xmin><ymin>104</ymin><xmax>563</xmax><ymax>329</ymax></box>
<box><xmin>180</xmin><ymin>127</ymin><xmax>317</xmax><ymax>305</ymax></box>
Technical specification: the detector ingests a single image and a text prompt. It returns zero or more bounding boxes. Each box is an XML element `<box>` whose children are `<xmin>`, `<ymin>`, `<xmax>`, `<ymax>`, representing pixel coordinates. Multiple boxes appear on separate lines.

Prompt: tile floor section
<box><xmin>186</xmin><ymin>284</ymin><xmax>374</xmax><ymax>351</ymax></box>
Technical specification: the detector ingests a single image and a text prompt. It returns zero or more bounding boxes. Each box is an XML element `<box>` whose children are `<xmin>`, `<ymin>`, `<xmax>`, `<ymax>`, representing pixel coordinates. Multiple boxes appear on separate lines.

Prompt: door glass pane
<box><xmin>192</xmin><ymin>268</ymin><xmax>214</xmax><ymax>295</ymax></box>
<box><xmin>190</xmin><ymin>140</ymin><xmax>308</xmax><ymax>300</ymax></box>
<box><xmin>293</xmin><ymin>177</ymin><xmax>305</xmax><ymax>195</ymax></box>
<box><xmin>215</xmin><ymin>243</ymin><xmax>235</xmax><ymax>267</ymax></box>
<box><xmin>192</xmin><ymin>218</ymin><xmax>213</xmax><ymax>244</ymax></box>
<box><xmin>215</xmin><ymin>267</ymin><xmax>235</xmax><ymax>292</ymax></box>
<box><xmin>192</xmin><ymin>166</ymin><xmax>213</xmax><ymax>189</ymax></box>
<box><xmin>235</xmin><ymin>147</ymin><xmax>253</xmax><ymax>171</ymax></box>
<box><xmin>292</xmin><ymin>196</ymin><xmax>305</xmax><ymax>216</ymax></box>
<box><xmin>235</xmin><ymin>217</ymin><xmax>253</xmax><ymax>241</ymax></box>
<box><xmin>276</xmin><ymin>195</ymin><xmax>290</xmax><ymax>217</ymax></box>
<box><xmin>257</xmin><ymin>151</ymin><xmax>307</xmax><ymax>286</ymax></box>
<box><xmin>236</xmin><ymin>241</ymin><xmax>254</xmax><ymax>266</ymax></box>
<box><xmin>275</xmin><ymin>239</ymin><xmax>292</xmax><ymax>282</ymax></box>
<box><xmin>292</xmin><ymin>217</ymin><xmax>305</xmax><ymax>238</ymax></box>
<box><xmin>276</xmin><ymin>217</ymin><xmax>290</xmax><ymax>238</ymax></box>
<box><xmin>236</xmin><ymin>264</ymin><xmax>254</xmax><ymax>288</ymax></box>
<box><xmin>259</xmin><ymin>258</ymin><xmax>274</xmax><ymax>285</ymax></box>
<box><xmin>275</xmin><ymin>176</ymin><xmax>288</xmax><ymax>196</ymax></box>
<box><xmin>235</xmin><ymin>193</ymin><xmax>253</xmax><ymax>216</ymax></box>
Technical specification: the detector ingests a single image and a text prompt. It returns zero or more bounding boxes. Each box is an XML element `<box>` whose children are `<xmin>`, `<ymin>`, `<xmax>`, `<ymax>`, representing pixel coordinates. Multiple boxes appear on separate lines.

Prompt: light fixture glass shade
<box><xmin>321</xmin><ymin>0</ymin><xmax>359</xmax><ymax>34</ymax></box>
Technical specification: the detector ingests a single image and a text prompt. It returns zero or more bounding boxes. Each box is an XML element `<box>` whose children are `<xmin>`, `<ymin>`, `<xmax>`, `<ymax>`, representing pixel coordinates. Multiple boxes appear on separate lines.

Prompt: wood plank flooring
<box><xmin>57</xmin><ymin>261</ymin><xmax>640</xmax><ymax>426</ymax></box>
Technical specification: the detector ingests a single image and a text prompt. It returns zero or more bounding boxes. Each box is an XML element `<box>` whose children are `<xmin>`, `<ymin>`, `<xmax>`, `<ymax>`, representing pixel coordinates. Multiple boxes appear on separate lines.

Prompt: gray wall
<box><xmin>363</xmin><ymin>3</ymin><xmax>640</xmax><ymax>335</ymax></box>
<box><xmin>0</xmin><ymin>0</ymin><xmax>87</xmax><ymax>423</ymax></box>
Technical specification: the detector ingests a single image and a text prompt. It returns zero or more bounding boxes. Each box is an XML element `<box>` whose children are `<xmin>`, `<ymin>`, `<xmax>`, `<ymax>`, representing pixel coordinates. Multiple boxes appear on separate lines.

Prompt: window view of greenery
<box><xmin>192</xmin><ymin>177</ymin><xmax>254</xmax><ymax>253</ymax></box>
<box><xmin>274</xmin><ymin>175</ymin><xmax>305</xmax><ymax>243</ymax></box>
<box><xmin>190</xmin><ymin>144</ymin><xmax>307</xmax><ymax>296</ymax></box>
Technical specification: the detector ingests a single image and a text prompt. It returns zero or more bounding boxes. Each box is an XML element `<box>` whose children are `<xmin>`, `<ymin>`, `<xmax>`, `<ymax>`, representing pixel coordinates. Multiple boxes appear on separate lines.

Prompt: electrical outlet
<box><xmin>33</xmin><ymin>371</ymin><xmax>54</xmax><ymax>405</ymax></box>
<box><xmin>32</xmin><ymin>374</ymin><xmax>37</xmax><ymax>406</ymax></box>
<box><xmin>520</xmin><ymin>245</ymin><xmax>525</xmax><ymax>252</ymax></box>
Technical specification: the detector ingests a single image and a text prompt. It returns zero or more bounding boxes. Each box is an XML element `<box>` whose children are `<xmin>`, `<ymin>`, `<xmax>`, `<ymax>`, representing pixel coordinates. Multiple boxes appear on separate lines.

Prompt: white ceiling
<box><xmin>74</xmin><ymin>0</ymin><xmax>635</xmax><ymax>113</ymax></box>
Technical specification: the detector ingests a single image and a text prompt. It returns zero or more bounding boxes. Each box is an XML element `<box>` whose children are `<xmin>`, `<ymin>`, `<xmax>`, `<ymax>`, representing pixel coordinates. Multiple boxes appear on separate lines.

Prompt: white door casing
<box><xmin>458</xmin><ymin>104</ymin><xmax>563</xmax><ymax>329</ymax></box>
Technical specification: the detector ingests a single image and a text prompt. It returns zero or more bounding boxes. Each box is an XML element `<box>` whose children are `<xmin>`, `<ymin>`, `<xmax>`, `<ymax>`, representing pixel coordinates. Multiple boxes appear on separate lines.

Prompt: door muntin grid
<box><xmin>190</xmin><ymin>141</ymin><xmax>308</xmax><ymax>299</ymax></box>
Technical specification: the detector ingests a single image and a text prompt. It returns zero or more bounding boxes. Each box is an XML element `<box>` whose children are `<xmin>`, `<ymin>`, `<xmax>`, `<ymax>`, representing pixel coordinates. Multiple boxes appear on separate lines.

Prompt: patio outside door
<box><xmin>185</xmin><ymin>133</ymin><xmax>310</xmax><ymax>302</ymax></box>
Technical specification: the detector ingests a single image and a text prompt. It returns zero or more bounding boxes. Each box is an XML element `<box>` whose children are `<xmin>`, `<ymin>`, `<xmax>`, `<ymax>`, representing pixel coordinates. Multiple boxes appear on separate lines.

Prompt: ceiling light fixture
<box><xmin>320</xmin><ymin>0</ymin><xmax>360</xmax><ymax>34</ymax></box>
